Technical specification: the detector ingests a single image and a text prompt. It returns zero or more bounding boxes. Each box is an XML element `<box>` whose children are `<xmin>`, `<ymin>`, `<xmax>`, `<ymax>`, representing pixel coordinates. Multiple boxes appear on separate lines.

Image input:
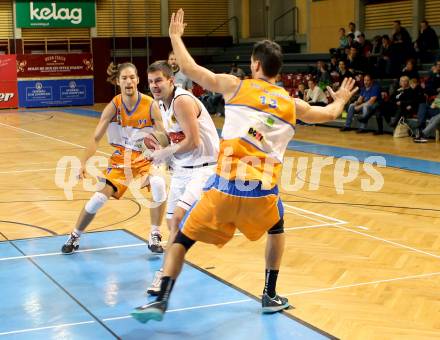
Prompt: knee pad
<box><xmin>149</xmin><ymin>175</ymin><xmax>167</xmax><ymax>203</ymax></box>
<box><xmin>84</xmin><ymin>192</ymin><xmax>108</xmax><ymax>214</ymax></box>
<box><xmin>267</xmin><ymin>218</ymin><xmax>284</xmax><ymax>235</ymax></box>
<box><xmin>173</xmin><ymin>230</ymin><xmax>195</xmax><ymax>251</ymax></box>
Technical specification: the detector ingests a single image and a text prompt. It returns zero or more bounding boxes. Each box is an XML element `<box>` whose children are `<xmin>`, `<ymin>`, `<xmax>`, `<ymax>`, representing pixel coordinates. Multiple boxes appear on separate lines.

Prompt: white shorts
<box><xmin>166</xmin><ymin>165</ymin><xmax>215</xmax><ymax>219</ymax></box>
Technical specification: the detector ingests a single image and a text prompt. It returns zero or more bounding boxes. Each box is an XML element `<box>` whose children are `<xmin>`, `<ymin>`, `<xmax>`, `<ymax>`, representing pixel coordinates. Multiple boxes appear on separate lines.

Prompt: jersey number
<box><xmin>260</xmin><ymin>96</ymin><xmax>277</xmax><ymax>109</ymax></box>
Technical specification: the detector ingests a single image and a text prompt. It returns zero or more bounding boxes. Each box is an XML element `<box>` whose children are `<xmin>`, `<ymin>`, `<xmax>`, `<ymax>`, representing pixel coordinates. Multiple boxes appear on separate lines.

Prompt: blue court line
<box><xmin>20</xmin><ymin>107</ymin><xmax>440</xmax><ymax>175</ymax></box>
<box><xmin>0</xmin><ymin>230</ymin><xmax>334</xmax><ymax>339</ymax></box>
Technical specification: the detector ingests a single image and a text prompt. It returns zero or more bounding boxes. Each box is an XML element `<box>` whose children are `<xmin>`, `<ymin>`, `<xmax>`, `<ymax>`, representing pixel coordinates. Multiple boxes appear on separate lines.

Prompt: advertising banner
<box><xmin>17</xmin><ymin>53</ymin><xmax>94</xmax><ymax>78</ymax></box>
<box><xmin>18</xmin><ymin>79</ymin><xmax>94</xmax><ymax>108</ymax></box>
<box><xmin>16</xmin><ymin>1</ymin><xmax>96</xmax><ymax>28</ymax></box>
<box><xmin>0</xmin><ymin>55</ymin><xmax>18</xmax><ymax>109</ymax></box>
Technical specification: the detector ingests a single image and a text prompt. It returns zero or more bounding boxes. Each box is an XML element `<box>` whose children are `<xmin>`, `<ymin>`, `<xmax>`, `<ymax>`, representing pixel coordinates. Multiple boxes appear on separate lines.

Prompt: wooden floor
<box><xmin>1</xmin><ymin>107</ymin><xmax>439</xmax><ymax>339</ymax></box>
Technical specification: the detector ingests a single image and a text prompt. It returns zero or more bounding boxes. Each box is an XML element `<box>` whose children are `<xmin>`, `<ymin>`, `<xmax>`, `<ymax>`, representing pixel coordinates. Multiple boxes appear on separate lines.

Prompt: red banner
<box><xmin>17</xmin><ymin>53</ymin><xmax>94</xmax><ymax>78</ymax></box>
<box><xmin>0</xmin><ymin>81</ymin><xmax>19</xmax><ymax>108</ymax></box>
<box><xmin>0</xmin><ymin>55</ymin><xmax>18</xmax><ymax>108</ymax></box>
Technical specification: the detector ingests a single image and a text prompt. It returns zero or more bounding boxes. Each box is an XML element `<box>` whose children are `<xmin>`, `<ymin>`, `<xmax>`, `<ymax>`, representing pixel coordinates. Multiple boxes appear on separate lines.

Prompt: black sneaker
<box><xmin>146</xmin><ymin>270</ymin><xmax>163</xmax><ymax>296</ymax></box>
<box><xmin>61</xmin><ymin>232</ymin><xmax>80</xmax><ymax>254</ymax></box>
<box><xmin>131</xmin><ymin>300</ymin><xmax>167</xmax><ymax>323</ymax></box>
<box><xmin>261</xmin><ymin>293</ymin><xmax>289</xmax><ymax>313</ymax></box>
<box><xmin>340</xmin><ymin>126</ymin><xmax>351</xmax><ymax>132</ymax></box>
<box><xmin>148</xmin><ymin>232</ymin><xmax>164</xmax><ymax>253</ymax></box>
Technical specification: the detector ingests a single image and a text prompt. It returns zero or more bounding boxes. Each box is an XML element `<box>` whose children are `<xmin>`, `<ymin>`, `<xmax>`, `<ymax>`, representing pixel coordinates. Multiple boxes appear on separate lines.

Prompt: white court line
<box><xmin>0</xmin><ymin>320</ymin><xmax>95</xmax><ymax>336</ymax></box>
<box><xmin>3</xmin><ymin>270</ymin><xmax>439</xmax><ymax>336</ymax></box>
<box><xmin>285</xmin><ymin>205</ymin><xmax>440</xmax><ymax>260</ymax></box>
<box><xmin>284</xmin><ymin>271</ymin><xmax>440</xmax><ymax>297</ymax></box>
<box><xmin>284</xmin><ymin>203</ymin><xmax>347</xmax><ymax>224</ymax></box>
<box><xmin>336</xmin><ymin>225</ymin><xmax>440</xmax><ymax>260</ymax></box>
<box><xmin>0</xmin><ymin>122</ymin><xmax>110</xmax><ymax>156</ymax></box>
<box><xmin>0</xmin><ymin>243</ymin><xmax>145</xmax><ymax>261</ymax></box>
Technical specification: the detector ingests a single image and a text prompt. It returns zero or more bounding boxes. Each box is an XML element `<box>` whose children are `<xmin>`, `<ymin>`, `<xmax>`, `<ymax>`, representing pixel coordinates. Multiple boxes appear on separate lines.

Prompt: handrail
<box><xmin>273</xmin><ymin>7</ymin><xmax>298</xmax><ymax>41</ymax></box>
<box><xmin>205</xmin><ymin>16</ymin><xmax>240</xmax><ymax>44</ymax></box>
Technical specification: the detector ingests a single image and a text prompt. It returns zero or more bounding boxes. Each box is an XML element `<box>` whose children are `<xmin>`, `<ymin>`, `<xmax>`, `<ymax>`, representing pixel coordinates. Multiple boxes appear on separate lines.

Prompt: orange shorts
<box><xmin>180</xmin><ymin>175</ymin><xmax>284</xmax><ymax>247</ymax></box>
<box><xmin>100</xmin><ymin>147</ymin><xmax>151</xmax><ymax>199</ymax></box>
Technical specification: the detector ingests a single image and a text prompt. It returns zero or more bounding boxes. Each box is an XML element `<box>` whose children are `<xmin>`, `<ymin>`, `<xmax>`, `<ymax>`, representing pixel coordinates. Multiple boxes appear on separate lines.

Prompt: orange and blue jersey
<box><xmin>217</xmin><ymin>78</ymin><xmax>296</xmax><ymax>188</ymax></box>
<box><xmin>107</xmin><ymin>92</ymin><xmax>156</xmax><ymax>152</ymax></box>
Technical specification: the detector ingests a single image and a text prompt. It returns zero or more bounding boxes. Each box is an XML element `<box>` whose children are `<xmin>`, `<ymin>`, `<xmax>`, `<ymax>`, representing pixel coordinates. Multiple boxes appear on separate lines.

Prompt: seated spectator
<box><xmin>314</xmin><ymin>60</ymin><xmax>331</xmax><ymax>88</ymax></box>
<box><xmin>229</xmin><ymin>62</ymin><xmax>245</xmax><ymax>79</ymax></box>
<box><xmin>346</xmin><ymin>33</ymin><xmax>356</xmax><ymax>49</ymax></box>
<box><xmin>390</xmin><ymin>76</ymin><xmax>418</xmax><ymax>127</ymax></box>
<box><xmin>297</xmin><ymin>83</ymin><xmax>306</xmax><ymax>100</ymax></box>
<box><xmin>275</xmin><ymin>74</ymin><xmax>284</xmax><ymax>88</ymax></box>
<box><xmin>413</xmin><ymin>92</ymin><xmax>440</xmax><ymax>142</ymax></box>
<box><xmin>329</xmin><ymin>55</ymin><xmax>339</xmax><ymax>73</ymax></box>
<box><xmin>330</xmin><ymin>28</ymin><xmax>349</xmax><ymax>55</ymax></box>
<box><xmin>341</xmin><ymin>74</ymin><xmax>380</xmax><ymax>132</ymax></box>
<box><xmin>374</xmin><ymin>89</ymin><xmax>393</xmax><ymax>135</ymax></box>
<box><xmin>425</xmin><ymin>59</ymin><xmax>440</xmax><ymax>96</ymax></box>
<box><xmin>415</xmin><ymin>20</ymin><xmax>439</xmax><ymax>62</ymax></box>
<box><xmin>346</xmin><ymin>46</ymin><xmax>367</xmax><ymax>75</ymax></box>
<box><xmin>305</xmin><ymin>78</ymin><xmax>328</xmax><ymax>106</ymax></box>
<box><xmin>376</xmin><ymin>35</ymin><xmax>393</xmax><ymax>77</ymax></box>
<box><xmin>420</xmin><ymin>109</ymin><xmax>440</xmax><ymax>142</ymax></box>
<box><xmin>355</xmin><ymin>33</ymin><xmax>372</xmax><ymax>58</ymax></box>
<box><xmin>348</xmin><ymin>22</ymin><xmax>361</xmax><ymax>42</ymax></box>
<box><xmin>409</xmin><ymin>78</ymin><xmax>426</xmax><ymax>105</ymax></box>
<box><xmin>400</xmin><ymin>59</ymin><xmax>419</xmax><ymax>79</ymax></box>
<box><xmin>370</xmin><ymin>35</ymin><xmax>383</xmax><ymax>56</ymax></box>
<box><xmin>337</xmin><ymin>60</ymin><xmax>353</xmax><ymax>82</ymax></box>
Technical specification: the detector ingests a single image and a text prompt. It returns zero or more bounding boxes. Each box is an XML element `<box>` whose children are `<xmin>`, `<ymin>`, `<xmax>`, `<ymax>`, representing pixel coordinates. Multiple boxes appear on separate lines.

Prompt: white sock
<box><xmin>73</xmin><ymin>229</ymin><xmax>82</xmax><ymax>237</ymax></box>
<box><xmin>151</xmin><ymin>225</ymin><xmax>160</xmax><ymax>234</ymax></box>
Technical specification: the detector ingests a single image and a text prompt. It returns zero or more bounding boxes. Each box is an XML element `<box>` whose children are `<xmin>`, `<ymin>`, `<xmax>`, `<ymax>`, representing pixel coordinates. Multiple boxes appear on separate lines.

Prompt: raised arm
<box><xmin>169</xmin><ymin>9</ymin><xmax>240</xmax><ymax>100</ymax></box>
<box><xmin>296</xmin><ymin>78</ymin><xmax>358</xmax><ymax>123</ymax></box>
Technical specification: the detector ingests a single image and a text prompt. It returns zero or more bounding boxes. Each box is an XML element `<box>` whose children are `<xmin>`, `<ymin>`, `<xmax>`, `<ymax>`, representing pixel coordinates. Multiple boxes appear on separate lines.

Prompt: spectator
<box><xmin>346</xmin><ymin>46</ymin><xmax>367</xmax><ymax>75</ymax></box>
<box><xmin>415</xmin><ymin>20</ymin><xmax>439</xmax><ymax>62</ymax></box>
<box><xmin>348</xmin><ymin>22</ymin><xmax>361</xmax><ymax>42</ymax></box>
<box><xmin>314</xmin><ymin>60</ymin><xmax>331</xmax><ymax>87</ymax></box>
<box><xmin>275</xmin><ymin>74</ymin><xmax>284</xmax><ymax>88</ymax></box>
<box><xmin>376</xmin><ymin>35</ymin><xmax>393</xmax><ymax>77</ymax></box>
<box><xmin>413</xmin><ymin>92</ymin><xmax>440</xmax><ymax>142</ymax></box>
<box><xmin>425</xmin><ymin>60</ymin><xmax>440</xmax><ymax>96</ymax></box>
<box><xmin>390</xmin><ymin>76</ymin><xmax>417</xmax><ymax>127</ymax></box>
<box><xmin>305</xmin><ymin>78</ymin><xmax>328</xmax><ymax>106</ymax></box>
<box><xmin>355</xmin><ymin>33</ymin><xmax>372</xmax><ymax>58</ymax></box>
<box><xmin>337</xmin><ymin>60</ymin><xmax>353</xmax><ymax>82</ymax></box>
<box><xmin>330</xmin><ymin>28</ymin><xmax>349</xmax><ymax>55</ymax></box>
<box><xmin>400</xmin><ymin>59</ymin><xmax>419</xmax><ymax>80</ymax></box>
<box><xmin>229</xmin><ymin>62</ymin><xmax>245</xmax><ymax>79</ymax></box>
<box><xmin>296</xmin><ymin>83</ymin><xmax>306</xmax><ymax>100</ymax></box>
<box><xmin>341</xmin><ymin>74</ymin><xmax>380</xmax><ymax>132</ymax></box>
<box><xmin>329</xmin><ymin>55</ymin><xmax>339</xmax><ymax>73</ymax></box>
<box><xmin>391</xmin><ymin>20</ymin><xmax>413</xmax><ymax>68</ymax></box>
<box><xmin>346</xmin><ymin>33</ymin><xmax>356</xmax><ymax>49</ymax></box>
<box><xmin>168</xmin><ymin>51</ymin><xmax>193</xmax><ymax>92</ymax></box>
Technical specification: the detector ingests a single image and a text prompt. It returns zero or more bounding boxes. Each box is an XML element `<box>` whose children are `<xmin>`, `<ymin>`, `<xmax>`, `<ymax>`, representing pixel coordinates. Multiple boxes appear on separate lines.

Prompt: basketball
<box><xmin>142</xmin><ymin>131</ymin><xmax>170</xmax><ymax>151</ymax></box>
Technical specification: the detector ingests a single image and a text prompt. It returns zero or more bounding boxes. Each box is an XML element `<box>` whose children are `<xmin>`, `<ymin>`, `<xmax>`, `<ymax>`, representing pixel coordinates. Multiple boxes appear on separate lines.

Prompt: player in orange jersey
<box><xmin>131</xmin><ymin>10</ymin><xmax>358</xmax><ymax>323</ymax></box>
<box><xmin>61</xmin><ymin>62</ymin><xmax>167</xmax><ymax>254</ymax></box>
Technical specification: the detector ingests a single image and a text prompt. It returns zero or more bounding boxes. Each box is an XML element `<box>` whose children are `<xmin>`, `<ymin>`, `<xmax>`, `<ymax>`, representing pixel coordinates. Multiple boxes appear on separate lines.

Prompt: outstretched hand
<box><xmin>169</xmin><ymin>8</ymin><xmax>186</xmax><ymax>38</ymax></box>
<box><xmin>326</xmin><ymin>77</ymin><xmax>358</xmax><ymax>105</ymax></box>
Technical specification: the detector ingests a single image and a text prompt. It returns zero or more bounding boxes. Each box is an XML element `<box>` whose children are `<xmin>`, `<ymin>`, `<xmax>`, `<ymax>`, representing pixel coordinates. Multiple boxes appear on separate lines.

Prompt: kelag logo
<box><xmin>16</xmin><ymin>1</ymin><xmax>95</xmax><ymax>28</ymax></box>
<box><xmin>0</xmin><ymin>93</ymin><xmax>14</xmax><ymax>102</ymax></box>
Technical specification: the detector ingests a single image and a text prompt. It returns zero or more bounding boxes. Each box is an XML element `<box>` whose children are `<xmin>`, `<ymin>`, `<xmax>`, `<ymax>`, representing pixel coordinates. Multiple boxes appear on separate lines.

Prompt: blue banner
<box><xmin>18</xmin><ymin>78</ymin><xmax>94</xmax><ymax>107</ymax></box>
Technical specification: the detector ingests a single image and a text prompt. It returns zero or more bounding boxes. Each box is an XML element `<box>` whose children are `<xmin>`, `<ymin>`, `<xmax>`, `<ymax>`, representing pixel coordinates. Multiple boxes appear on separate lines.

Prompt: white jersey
<box><xmin>159</xmin><ymin>87</ymin><xmax>219</xmax><ymax>168</ymax></box>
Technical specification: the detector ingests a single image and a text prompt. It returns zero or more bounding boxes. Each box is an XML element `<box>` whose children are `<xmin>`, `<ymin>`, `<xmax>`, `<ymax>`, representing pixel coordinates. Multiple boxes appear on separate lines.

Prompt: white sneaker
<box><xmin>148</xmin><ymin>232</ymin><xmax>164</xmax><ymax>253</ymax></box>
<box><xmin>146</xmin><ymin>270</ymin><xmax>163</xmax><ymax>296</ymax></box>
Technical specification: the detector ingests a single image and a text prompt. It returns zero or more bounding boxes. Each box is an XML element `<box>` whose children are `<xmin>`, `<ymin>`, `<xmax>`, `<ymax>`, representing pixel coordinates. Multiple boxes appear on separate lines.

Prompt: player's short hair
<box><xmin>252</xmin><ymin>40</ymin><xmax>283</xmax><ymax>78</ymax></box>
<box><xmin>147</xmin><ymin>60</ymin><xmax>174</xmax><ymax>79</ymax></box>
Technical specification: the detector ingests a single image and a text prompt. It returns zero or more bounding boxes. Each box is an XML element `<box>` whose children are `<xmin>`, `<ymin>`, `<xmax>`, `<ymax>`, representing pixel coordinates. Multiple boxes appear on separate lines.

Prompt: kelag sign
<box><xmin>0</xmin><ymin>55</ymin><xmax>18</xmax><ymax>109</ymax></box>
<box><xmin>18</xmin><ymin>79</ymin><xmax>94</xmax><ymax>108</ymax></box>
<box><xmin>16</xmin><ymin>1</ymin><xmax>95</xmax><ymax>28</ymax></box>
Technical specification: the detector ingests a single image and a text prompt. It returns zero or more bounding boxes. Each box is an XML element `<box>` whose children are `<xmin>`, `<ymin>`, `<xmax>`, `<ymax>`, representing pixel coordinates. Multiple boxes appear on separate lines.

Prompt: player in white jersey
<box><xmin>145</xmin><ymin>60</ymin><xmax>219</xmax><ymax>294</ymax></box>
